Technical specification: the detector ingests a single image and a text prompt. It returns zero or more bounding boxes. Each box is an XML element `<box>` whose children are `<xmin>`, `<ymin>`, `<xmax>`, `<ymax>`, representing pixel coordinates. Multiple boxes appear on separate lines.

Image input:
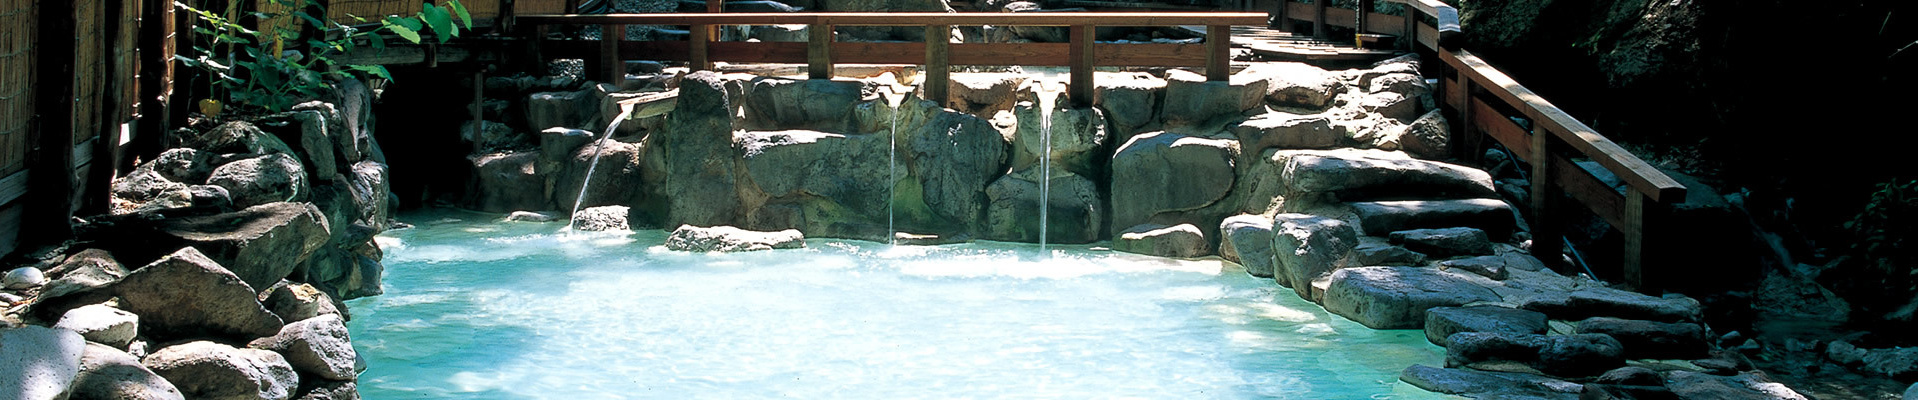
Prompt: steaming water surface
<box><xmin>349</xmin><ymin>209</ymin><xmax>1447</xmax><ymax>399</ymax></box>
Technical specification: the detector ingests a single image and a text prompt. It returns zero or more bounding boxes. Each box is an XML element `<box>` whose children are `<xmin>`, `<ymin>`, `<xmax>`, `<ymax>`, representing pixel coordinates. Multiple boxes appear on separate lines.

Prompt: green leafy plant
<box><xmin>174</xmin><ymin>0</ymin><xmax>474</xmax><ymax>113</ymax></box>
<box><xmin>1844</xmin><ymin>178</ymin><xmax>1917</xmax><ymax>295</ymax></box>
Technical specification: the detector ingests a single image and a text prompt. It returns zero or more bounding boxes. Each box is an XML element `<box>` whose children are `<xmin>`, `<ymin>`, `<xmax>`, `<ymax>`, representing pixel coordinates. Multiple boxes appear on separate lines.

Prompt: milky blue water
<box><xmin>348</xmin><ymin>209</ymin><xmax>1447</xmax><ymax>399</ymax></box>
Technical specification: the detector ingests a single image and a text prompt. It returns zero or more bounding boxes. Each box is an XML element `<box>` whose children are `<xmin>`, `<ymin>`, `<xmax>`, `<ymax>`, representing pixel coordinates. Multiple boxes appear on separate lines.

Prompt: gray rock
<box><xmin>526</xmin><ymin>88</ymin><xmax>606</xmax><ymax>131</ymax></box>
<box><xmin>1827</xmin><ymin>340</ymin><xmax>1866</xmax><ymax>365</ymax></box>
<box><xmin>739</xmin><ymin>130</ymin><xmax>891</xmax><ymax>224</ymax></box>
<box><xmin>1665</xmin><ymin>371</ymin><xmax>1808</xmax><ymax>400</ymax></box>
<box><xmin>1904</xmin><ymin>382</ymin><xmax>1915</xmax><ymax>400</ymax></box>
<box><xmin>1270</xmin><ymin>213</ymin><xmax>1358</xmax><ymax>297</ymax></box>
<box><xmin>1520</xmin><ymin>287</ymin><xmax>1703</xmax><ymax>323</ymax></box>
<box><xmin>1862</xmin><ymin>347</ymin><xmax>1918</xmax><ymax>380</ymax></box>
<box><xmin>56</xmin><ymin>304</ymin><xmax>139</xmax><ymax>349</ymax></box>
<box><xmin>1446</xmin><ymin>332</ymin><xmax>1625</xmax><ymax>377</ymax></box>
<box><xmin>1092</xmin><ymin>72</ymin><xmax>1165</xmax><ymax>138</ymax></box>
<box><xmin>644</xmin><ymin>71</ymin><xmax>748</xmax><ymax>227</ymax></box>
<box><xmin>1322</xmin><ymin>266</ymin><xmax>1500</xmax><ymax>329</ymax></box>
<box><xmin>1398</xmin><ymin>364</ymin><xmax>1582</xmax><ymax>400</ymax></box>
<box><xmin>288</xmin><ymin>107</ymin><xmax>341</xmax><ymax>181</ymax></box>
<box><xmin>504</xmin><ymin>211</ymin><xmax>564</xmax><ymax>223</ymax></box>
<box><xmin>666</xmin><ymin>225</ymin><xmax>806</xmax><ymax>252</ymax></box>
<box><xmin>261</xmin><ymin>282</ymin><xmax>340</xmax><ymax>324</ymax></box>
<box><xmin>5</xmin><ymin>266</ymin><xmax>45</xmax><ymax>289</ymax></box>
<box><xmin>1010</xmin><ymin>94</ymin><xmax>1107</xmax><ymax>177</ymax></box>
<box><xmin>1392</xmin><ymin>109</ymin><xmax>1450</xmax><ymax>160</ymax></box>
<box><xmin>1350</xmin><ymin>198</ymin><xmax>1518</xmax><ymax>238</ymax></box>
<box><xmin>207</xmin><ymin>153</ymin><xmax>310</xmax><ymax>209</ymax></box>
<box><xmin>946</xmin><ymin>73</ymin><xmax>1026</xmax><ymax>118</ymax></box>
<box><xmin>1158</xmin><ymin>69</ymin><xmax>1267</xmax><ymax>130</ymax></box>
<box><xmin>1231</xmin><ymin>113</ymin><xmax>1344</xmax><ymax>156</ymax></box>
<box><xmin>741</xmin><ymin>78</ymin><xmax>866</xmax><ymax>132</ymax></box>
<box><xmin>982</xmin><ymin>168</ymin><xmax>1102</xmax><ymax>244</ymax></box>
<box><xmin>1390</xmin><ymin>227</ymin><xmax>1494</xmax><ymax>258</ymax></box>
<box><xmin>555</xmin><ymin>138</ymin><xmax>646</xmax><ymax>211</ymax></box>
<box><xmin>1424</xmin><ymin>306</ymin><xmax>1547</xmax><ymax>347</ymax></box>
<box><xmin>1275</xmin><ymin>149</ymin><xmax>1494</xmax><ymax>200</ymax></box>
<box><xmin>1575</xmin><ymin>317</ymin><xmax>1707</xmax><ymax>359</ymax></box>
<box><xmin>902</xmin><ymin>98</ymin><xmax>1010</xmax><ymax>233</ymax></box>
<box><xmin>344</xmin><ymin>161</ymin><xmax>392</xmax><ymax>230</ymax></box>
<box><xmin>28</xmin><ymin>250</ymin><xmax>129</xmax><ymax>320</ymax></box>
<box><xmin>571</xmin><ymin>205</ymin><xmax>632</xmax><ymax>231</ymax></box>
<box><xmin>0</xmin><ymin>325</ymin><xmax>87</xmax><ymax>400</ymax></box>
<box><xmin>1595</xmin><ymin>366</ymin><xmax>1664</xmax><ymax>386</ymax></box>
<box><xmin>1109</xmin><ymin>132</ymin><xmax>1237</xmax><ymax>234</ymax></box>
<box><xmin>295</xmin><ymin>380</ymin><xmax>359</xmax><ymax>400</ymax></box>
<box><xmin>71</xmin><ymin>342</ymin><xmax>185</xmax><ymax>400</ymax></box>
<box><xmin>1114</xmin><ymin>223</ymin><xmax>1209</xmax><ymax>258</ymax></box>
<box><xmin>109</xmin><ymin>166</ymin><xmax>194</xmax><ymax>214</ymax></box>
<box><xmin>248</xmin><ymin>314</ymin><xmax>356</xmax><ymax>380</ymax></box>
<box><xmin>112</xmin><ymin>247</ymin><xmax>284</xmax><ymax>340</ymax></box>
<box><xmin>156</xmin><ymin>202</ymin><xmax>332</xmax><ymax>293</ymax></box>
<box><xmin>188</xmin><ymin>121</ymin><xmax>297</xmax><ymax>156</ymax></box>
<box><xmin>1351</xmin><ymin>237</ymin><xmax>1426</xmax><ymax>266</ymax></box>
<box><xmin>1219</xmin><ymin>215</ymin><xmax>1276</xmax><ymax>278</ymax></box>
<box><xmin>1439</xmin><ymin>255</ymin><xmax>1509</xmax><ymax>280</ymax></box>
<box><xmin>1359</xmin><ymin>91</ymin><xmax>1422</xmax><ymax>122</ymax></box>
<box><xmin>144</xmin><ymin>341</ymin><xmax>298</xmax><ymax>400</ymax></box>
<box><xmin>148</xmin><ymin>147</ymin><xmax>220</xmax><ymax>184</ymax></box>
<box><xmin>1242</xmin><ymin>62</ymin><xmax>1343</xmax><ymax>110</ymax></box>
<box><xmin>469</xmin><ymin>151</ymin><xmax>550</xmax><ymax>213</ymax></box>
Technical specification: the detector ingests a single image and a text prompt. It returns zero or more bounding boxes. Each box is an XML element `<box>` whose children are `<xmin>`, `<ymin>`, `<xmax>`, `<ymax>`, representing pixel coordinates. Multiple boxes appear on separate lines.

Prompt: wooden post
<box><xmin>706</xmin><ymin>0</ymin><xmax>721</xmax><ymax>40</ymax></box>
<box><xmin>1403</xmin><ymin>5</ymin><xmax>1417</xmax><ymax>51</ymax></box>
<box><xmin>923</xmin><ymin>24</ymin><xmax>950</xmax><ymax>105</ymax></box>
<box><xmin>1529</xmin><ymin>128</ymin><xmax>1564</xmax><ymax>273</ymax></box>
<box><xmin>28</xmin><ymin>0</ymin><xmax>78</xmax><ymax>242</ymax></box>
<box><xmin>1206</xmin><ymin>24</ymin><xmax>1230</xmax><ymax>82</ymax></box>
<box><xmin>1453</xmin><ymin>70</ymin><xmax>1475</xmax><ymax>162</ymax></box>
<box><xmin>130</xmin><ymin>0</ymin><xmax>174</xmax><ymax>171</ymax></box>
<box><xmin>500</xmin><ymin>0</ymin><xmax>517</xmax><ymax>33</ymax></box>
<box><xmin>600</xmin><ymin>24</ymin><xmax>624</xmax><ymax>85</ymax></box>
<box><xmin>88</xmin><ymin>0</ymin><xmax>130</xmax><ymax>216</ymax></box>
<box><xmin>471</xmin><ymin>69</ymin><xmax>486</xmax><ymax>154</ymax></box>
<box><xmin>808</xmin><ymin>24</ymin><xmax>832</xmax><ymax>80</ymax></box>
<box><xmin>1355</xmin><ymin>0</ymin><xmax>1371</xmax><ymax>37</ymax></box>
<box><xmin>1273</xmin><ymin>0</ymin><xmax>1288</xmax><ymax>29</ymax></box>
<box><xmin>1068</xmin><ymin>25</ymin><xmax>1094</xmax><ymax>108</ymax></box>
<box><xmin>1621</xmin><ymin>190</ymin><xmax>1662</xmax><ymax>290</ymax></box>
<box><xmin>1313</xmin><ymin>0</ymin><xmax>1328</xmax><ymax>39</ymax></box>
<box><xmin>690</xmin><ymin>24</ymin><xmax>712</xmax><ymax>71</ymax></box>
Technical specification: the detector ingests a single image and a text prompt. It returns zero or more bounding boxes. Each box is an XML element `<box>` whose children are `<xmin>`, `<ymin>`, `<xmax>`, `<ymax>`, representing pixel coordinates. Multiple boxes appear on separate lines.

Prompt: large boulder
<box><xmin>144</xmin><ymin>341</ymin><xmax>298</xmax><ymax>400</ymax></box>
<box><xmin>1424</xmin><ymin>306</ymin><xmax>1548</xmax><ymax>347</ymax></box>
<box><xmin>1322</xmin><ymin>266</ymin><xmax>1500</xmax><ymax>329</ymax></box>
<box><xmin>571</xmin><ymin>205</ymin><xmax>633</xmax><ymax>232</ymax></box>
<box><xmin>1231</xmin><ymin>113</ymin><xmax>1344</xmax><ymax>157</ymax></box>
<box><xmin>207</xmin><ymin>153</ymin><xmax>310</xmax><ymax>209</ymax></box>
<box><xmin>112</xmin><ymin>247</ymin><xmax>285</xmax><ymax>340</ymax></box>
<box><xmin>1240</xmin><ymin>62</ymin><xmax>1344</xmax><ymax>110</ymax></box>
<box><xmin>1862</xmin><ymin>347</ymin><xmax>1918</xmax><ymax>380</ymax></box>
<box><xmin>154</xmin><ymin>202</ymin><xmax>331</xmax><ymax>293</ymax></box>
<box><xmin>0</xmin><ymin>325</ymin><xmax>87</xmax><ymax>400</ymax></box>
<box><xmin>1109</xmin><ymin>132</ymin><xmax>1237</xmax><ymax>234</ymax></box>
<box><xmin>1092</xmin><ymin>72</ymin><xmax>1165</xmax><ymax>139</ymax></box>
<box><xmin>188</xmin><ymin>121</ymin><xmax>297</xmax><ymax>156</ymax></box>
<box><xmin>469</xmin><ymin>151</ymin><xmax>549</xmax><ymax>213</ymax></box>
<box><xmin>1519</xmin><ymin>286</ymin><xmax>1703</xmax><ymax>323</ymax></box>
<box><xmin>1398</xmin><ymin>364</ymin><xmax>1582</xmax><ymax>400</ymax></box>
<box><xmin>1350</xmin><ymin>199</ymin><xmax>1517</xmax><ymax>238</ymax></box>
<box><xmin>27</xmin><ymin>250</ymin><xmax>129</xmax><ymax>321</ymax></box>
<box><xmin>645</xmin><ymin>71</ymin><xmax>747</xmax><ymax>227</ymax></box>
<box><xmin>1665</xmin><ymin>371</ymin><xmax>1809</xmax><ymax>400</ymax></box>
<box><xmin>1446</xmin><ymin>332</ymin><xmax>1625</xmax><ymax>377</ymax></box>
<box><xmin>554</xmin><ymin>138</ymin><xmax>646</xmax><ymax>211</ymax></box>
<box><xmin>71</xmin><ymin>342</ymin><xmax>185</xmax><ymax>400</ymax></box>
<box><xmin>261</xmin><ymin>282</ymin><xmax>340</xmax><ymax>324</ymax></box>
<box><xmin>1010</xmin><ymin>94</ymin><xmax>1107</xmax><ymax>178</ymax></box>
<box><xmin>982</xmin><ymin>168</ymin><xmax>1102</xmax><ymax>244</ymax></box>
<box><xmin>1574</xmin><ymin>317</ymin><xmax>1707</xmax><ymax>359</ymax></box>
<box><xmin>285</xmin><ymin>105</ymin><xmax>343</xmax><ymax>182</ymax></box>
<box><xmin>1114</xmin><ymin>223</ymin><xmax>1209</xmax><ymax>258</ymax></box>
<box><xmin>946</xmin><ymin>74</ymin><xmax>1026</xmax><ymax>118</ymax></box>
<box><xmin>1219</xmin><ymin>215</ymin><xmax>1277</xmax><ymax>278</ymax></box>
<box><xmin>1158</xmin><ymin>69</ymin><xmax>1267</xmax><ymax>131</ymax></box>
<box><xmin>56</xmin><ymin>304</ymin><xmax>140</xmax><ymax>349</ymax></box>
<box><xmin>1270</xmin><ymin>213</ymin><xmax>1359</xmax><ymax>298</ymax></box>
<box><xmin>903</xmin><ymin>98</ymin><xmax>1009</xmax><ymax>231</ymax></box>
<box><xmin>295</xmin><ymin>380</ymin><xmax>359</xmax><ymax>400</ymax></box>
<box><xmin>739</xmin><ymin>130</ymin><xmax>892</xmax><ymax>225</ymax></box>
<box><xmin>741</xmin><ymin>78</ymin><xmax>867</xmax><ymax>132</ymax></box>
<box><xmin>665</xmin><ymin>225</ymin><xmax>806</xmax><ymax>252</ymax></box>
<box><xmin>525</xmin><ymin>87</ymin><xmax>606</xmax><ymax>131</ymax></box>
<box><xmin>1275</xmin><ymin>149</ymin><xmax>1494</xmax><ymax>200</ymax></box>
<box><xmin>248</xmin><ymin>314</ymin><xmax>356</xmax><ymax>381</ymax></box>
<box><xmin>343</xmin><ymin>161</ymin><xmax>392</xmax><ymax>230</ymax></box>
<box><xmin>1388</xmin><ymin>109</ymin><xmax>1451</xmax><ymax>160</ymax></box>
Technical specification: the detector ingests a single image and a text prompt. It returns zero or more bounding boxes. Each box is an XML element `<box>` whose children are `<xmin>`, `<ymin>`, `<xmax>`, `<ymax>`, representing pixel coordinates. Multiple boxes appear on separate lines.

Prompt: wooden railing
<box><xmin>1270</xmin><ymin>0</ymin><xmax>1459</xmax><ymax>50</ymax></box>
<box><xmin>1329</xmin><ymin>0</ymin><xmax>1686</xmax><ymax>289</ymax></box>
<box><xmin>515</xmin><ymin>12</ymin><xmax>1269</xmax><ymax>105</ymax></box>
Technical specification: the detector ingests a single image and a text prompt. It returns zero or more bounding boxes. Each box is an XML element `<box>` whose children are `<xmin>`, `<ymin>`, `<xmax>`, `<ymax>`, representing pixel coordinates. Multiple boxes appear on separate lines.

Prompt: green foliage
<box><xmin>1845</xmin><ymin>178</ymin><xmax>1918</xmax><ymax>295</ymax></box>
<box><xmin>174</xmin><ymin>0</ymin><xmax>474</xmax><ymax>113</ymax></box>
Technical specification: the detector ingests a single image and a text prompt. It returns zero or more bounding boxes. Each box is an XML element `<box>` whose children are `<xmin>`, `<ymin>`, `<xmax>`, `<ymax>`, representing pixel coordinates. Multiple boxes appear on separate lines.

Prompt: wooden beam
<box><xmin>1402</xmin><ymin>5</ymin><xmax>1416</xmax><ymax>51</ymax></box>
<box><xmin>1206</xmin><ymin>24</ymin><xmax>1229</xmax><ymax>82</ymax></box>
<box><xmin>1313</xmin><ymin>0</ymin><xmax>1327</xmax><ymax>38</ymax></box>
<box><xmin>690</xmin><ymin>24</ymin><xmax>712</xmax><ymax>70</ymax></box>
<box><xmin>1470</xmin><ymin>97</ymin><xmax>1532</xmax><ymax>160</ymax></box>
<box><xmin>547</xmin><ymin>40</ymin><xmax>1220</xmax><ymax>67</ymax></box>
<box><xmin>28</xmin><ymin>0</ymin><xmax>78</xmax><ymax>242</ymax></box>
<box><xmin>1069</xmin><ymin>25</ymin><xmax>1094</xmax><ymax>107</ymax></box>
<box><xmin>924</xmin><ymin>24</ymin><xmax>951</xmax><ymax>105</ymax></box>
<box><xmin>89</xmin><ymin>0</ymin><xmax>129</xmax><ymax>216</ymax></box>
<box><xmin>130</xmin><ymin>0</ymin><xmax>175</xmax><ymax>173</ymax></box>
<box><xmin>600</xmin><ymin>24</ymin><xmax>624</xmax><ymax>85</ymax></box>
<box><xmin>0</xmin><ymin>170</ymin><xmax>28</xmax><ymax>207</ymax></box>
<box><xmin>517</xmin><ymin>12</ymin><xmax>1270</xmax><ymax>27</ymax></box>
<box><xmin>808</xmin><ymin>24</ymin><xmax>832</xmax><ymax>79</ymax></box>
<box><xmin>1529</xmin><ymin>126</ymin><xmax>1561</xmax><ymax>271</ymax></box>
<box><xmin>1355</xmin><ymin>0</ymin><xmax>1371</xmax><ymax>36</ymax></box>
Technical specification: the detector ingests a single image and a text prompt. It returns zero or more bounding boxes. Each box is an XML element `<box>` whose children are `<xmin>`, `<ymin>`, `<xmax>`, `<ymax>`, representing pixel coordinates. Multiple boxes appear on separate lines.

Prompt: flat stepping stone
<box><xmin>1350</xmin><ymin>199</ymin><xmax>1516</xmax><ymax>239</ymax></box>
<box><xmin>1322</xmin><ymin>266</ymin><xmax>1500</xmax><ymax>329</ymax></box>
<box><xmin>1114</xmin><ymin>223</ymin><xmax>1209</xmax><ymax>258</ymax></box>
<box><xmin>1425</xmin><ymin>306</ymin><xmax>1548</xmax><ymax>347</ymax></box>
<box><xmin>1275</xmin><ymin>149</ymin><xmax>1495</xmax><ymax>200</ymax></box>
<box><xmin>1399</xmin><ymin>364</ymin><xmax>1582</xmax><ymax>400</ymax></box>
<box><xmin>1390</xmin><ymin>227</ymin><xmax>1495</xmax><ymax>258</ymax></box>
<box><xmin>665</xmin><ymin>225</ymin><xmax>806</xmax><ymax>252</ymax></box>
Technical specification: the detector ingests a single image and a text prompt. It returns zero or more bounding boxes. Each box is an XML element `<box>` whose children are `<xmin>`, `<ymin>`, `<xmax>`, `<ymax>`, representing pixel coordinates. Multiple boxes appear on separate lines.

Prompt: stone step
<box><xmin>1349</xmin><ymin>198</ymin><xmax>1517</xmax><ymax>240</ymax></box>
<box><xmin>1275</xmin><ymin>149</ymin><xmax>1496</xmax><ymax>201</ymax></box>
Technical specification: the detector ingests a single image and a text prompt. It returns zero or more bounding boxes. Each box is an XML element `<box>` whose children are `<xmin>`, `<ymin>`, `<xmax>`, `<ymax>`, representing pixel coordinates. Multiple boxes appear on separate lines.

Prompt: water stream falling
<box><xmin>1034</xmin><ymin>78</ymin><xmax>1061</xmax><ymax>254</ymax></box>
<box><xmin>567</xmin><ymin>103</ymin><xmax>637</xmax><ymax>232</ymax></box>
<box><xmin>882</xmin><ymin>86</ymin><xmax>907</xmax><ymax>246</ymax></box>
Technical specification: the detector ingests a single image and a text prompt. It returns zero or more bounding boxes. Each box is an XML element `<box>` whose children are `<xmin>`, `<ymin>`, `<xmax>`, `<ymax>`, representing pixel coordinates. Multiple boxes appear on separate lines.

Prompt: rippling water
<box><xmin>348</xmin><ymin>209</ymin><xmax>1446</xmax><ymax>399</ymax></box>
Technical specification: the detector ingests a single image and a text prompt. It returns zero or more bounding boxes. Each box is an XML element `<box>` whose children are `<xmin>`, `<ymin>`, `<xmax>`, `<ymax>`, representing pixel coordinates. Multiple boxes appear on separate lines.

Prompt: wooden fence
<box><xmin>517</xmin><ymin>12</ymin><xmax>1270</xmax><ymax>106</ymax></box>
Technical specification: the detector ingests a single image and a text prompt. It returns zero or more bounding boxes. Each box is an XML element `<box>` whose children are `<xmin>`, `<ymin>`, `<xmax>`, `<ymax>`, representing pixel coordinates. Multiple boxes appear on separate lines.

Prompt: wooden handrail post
<box><xmin>1621</xmin><ymin>190</ymin><xmax>1664</xmax><ymax>290</ymax></box>
<box><xmin>924</xmin><ymin>25</ymin><xmax>951</xmax><ymax>105</ymax></box>
<box><xmin>690</xmin><ymin>23</ymin><xmax>712</xmax><ymax>71</ymax></box>
<box><xmin>1274</xmin><ymin>0</ymin><xmax>1288</xmax><ymax>29</ymax></box>
<box><xmin>1313</xmin><ymin>0</ymin><xmax>1328</xmax><ymax>39</ymax></box>
<box><xmin>1530</xmin><ymin>128</ymin><xmax>1565</xmax><ymax>273</ymax></box>
<box><xmin>1356</xmin><ymin>0</ymin><xmax>1371</xmax><ymax>37</ymax></box>
<box><xmin>600</xmin><ymin>24</ymin><xmax>624</xmax><ymax>85</ymax></box>
<box><xmin>808</xmin><ymin>23</ymin><xmax>832</xmax><ymax>79</ymax></box>
<box><xmin>1068</xmin><ymin>25</ymin><xmax>1094</xmax><ymax>108</ymax></box>
<box><xmin>1206</xmin><ymin>24</ymin><xmax>1230</xmax><ymax>82</ymax></box>
<box><xmin>1402</xmin><ymin>5</ymin><xmax>1416</xmax><ymax>51</ymax></box>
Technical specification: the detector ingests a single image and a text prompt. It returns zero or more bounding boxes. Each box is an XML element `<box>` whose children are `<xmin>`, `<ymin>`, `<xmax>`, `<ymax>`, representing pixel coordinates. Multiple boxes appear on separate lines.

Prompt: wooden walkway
<box><xmin>1223</xmin><ymin>26</ymin><xmax>1402</xmax><ymax>63</ymax></box>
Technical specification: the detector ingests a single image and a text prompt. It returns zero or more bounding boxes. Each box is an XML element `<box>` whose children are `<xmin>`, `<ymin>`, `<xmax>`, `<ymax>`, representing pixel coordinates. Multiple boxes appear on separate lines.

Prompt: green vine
<box><xmin>174</xmin><ymin>0</ymin><xmax>474</xmax><ymax>113</ymax></box>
